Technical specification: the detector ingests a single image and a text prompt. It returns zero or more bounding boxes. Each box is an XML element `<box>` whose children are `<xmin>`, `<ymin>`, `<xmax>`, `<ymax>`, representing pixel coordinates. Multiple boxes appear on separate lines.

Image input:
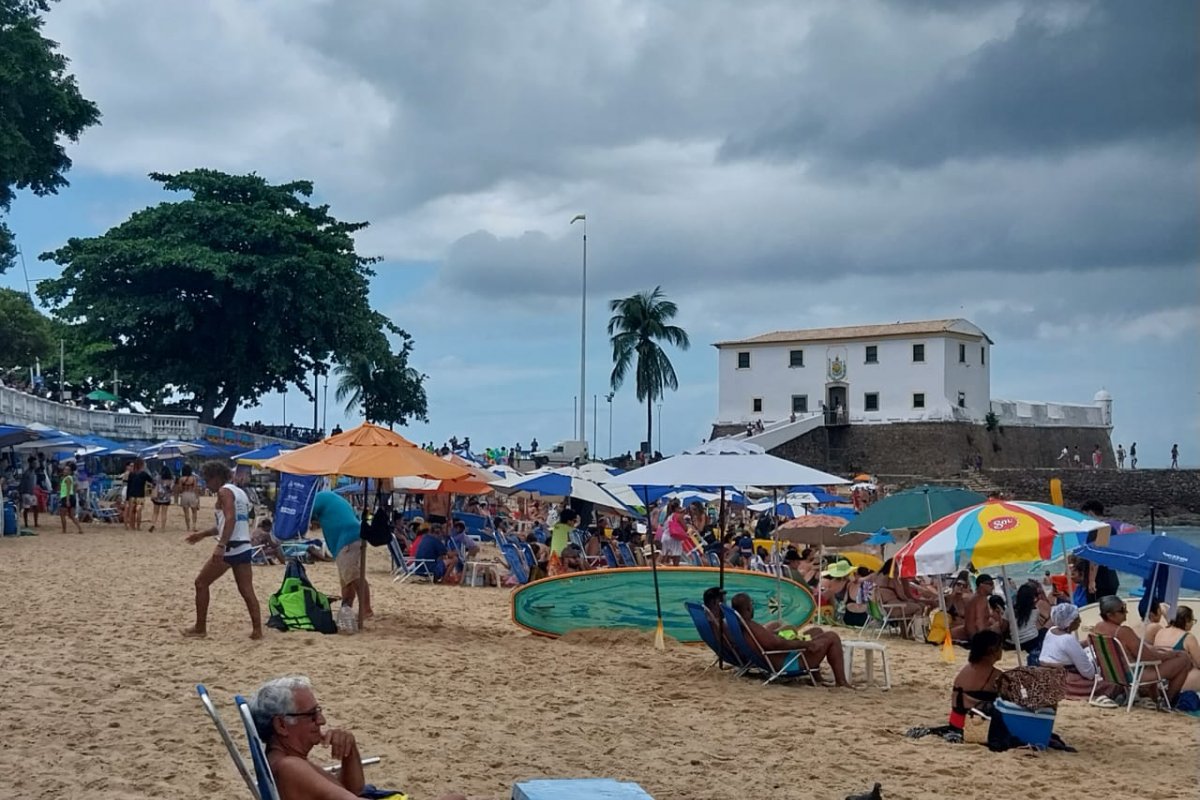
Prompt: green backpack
<box><xmin>267</xmin><ymin>561</ymin><xmax>337</xmax><ymax>634</ymax></box>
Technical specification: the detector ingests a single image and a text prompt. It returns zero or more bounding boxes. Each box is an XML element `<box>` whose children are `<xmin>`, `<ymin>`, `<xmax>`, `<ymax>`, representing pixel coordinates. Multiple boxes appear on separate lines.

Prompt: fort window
<box><xmin>737</xmin><ymin>351</ymin><xmax>750</xmax><ymax>369</ymax></box>
<box><xmin>788</xmin><ymin>349</ymin><xmax>804</xmax><ymax>368</ymax></box>
<box><xmin>791</xmin><ymin>395</ymin><xmax>808</xmax><ymax>414</ymax></box>
<box><xmin>912</xmin><ymin>344</ymin><xmax>925</xmax><ymax>363</ymax></box>
<box><xmin>864</xmin><ymin>392</ymin><xmax>879</xmax><ymax>412</ymax></box>
<box><xmin>865</xmin><ymin>345</ymin><xmax>878</xmax><ymax>364</ymax></box>
<box><xmin>913</xmin><ymin>393</ymin><xmax>925</xmax><ymax>409</ymax></box>
<box><xmin>752</xmin><ymin>397</ymin><xmax>762</xmax><ymax>413</ymax></box>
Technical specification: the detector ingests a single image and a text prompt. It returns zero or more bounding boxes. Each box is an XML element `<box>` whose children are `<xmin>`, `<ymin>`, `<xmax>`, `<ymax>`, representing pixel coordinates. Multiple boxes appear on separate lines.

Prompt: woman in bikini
<box><xmin>1152</xmin><ymin>605</ymin><xmax>1200</xmax><ymax>693</ymax></box>
<box><xmin>906</xmin><ymin>630</ymin><xmax>1004</xmax><ymax>742</ymax></box>
<box><xmin>176</xmin><ymin>464</ymin><xmax>200</xmax><ymax>532</ymax></box>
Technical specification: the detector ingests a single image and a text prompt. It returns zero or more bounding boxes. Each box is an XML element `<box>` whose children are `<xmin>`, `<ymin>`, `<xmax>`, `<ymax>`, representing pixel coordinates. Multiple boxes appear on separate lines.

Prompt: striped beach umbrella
<box><xmin>893</xmin><ymin>500</ymin><xmax>1107</xmax><ymax>578</ymax></box>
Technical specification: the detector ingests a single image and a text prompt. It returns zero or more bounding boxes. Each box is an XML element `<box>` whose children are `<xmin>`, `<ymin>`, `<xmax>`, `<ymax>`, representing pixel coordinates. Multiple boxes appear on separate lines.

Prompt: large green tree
<box><xmin>607</xmin><ymin>286</ymin><xmax>690</xmax><ymax>454</ymax></box>
<box><xmin>0</xmin><ymin>286</ymin><xmax>53</xmax><ymax>370</ymax></box>
<box><xmin>0</xmin><ymin>0</ymin><xmax>100</xmax><ymax>271</ymax></box>
<box><xmin>334</xmin><ymin>333</ymin><xmax>428</xmax><ymax>429</ymax></box>
<box><xmin>38</xmin><ymin>169</ymin><xmax>415</xmax><ymax>425</ymax></box>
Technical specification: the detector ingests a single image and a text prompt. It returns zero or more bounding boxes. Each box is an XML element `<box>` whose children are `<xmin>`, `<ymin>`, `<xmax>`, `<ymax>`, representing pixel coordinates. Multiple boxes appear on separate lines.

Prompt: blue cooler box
<box><xmin>3</xmin><ymin>500</ymin><xmax>17</xmax><ymax>536</ymax></box>
<box><xmin>994</xmin><ymin>698</ymin><xmax>1055</xmax><ymax>748</ymax></box>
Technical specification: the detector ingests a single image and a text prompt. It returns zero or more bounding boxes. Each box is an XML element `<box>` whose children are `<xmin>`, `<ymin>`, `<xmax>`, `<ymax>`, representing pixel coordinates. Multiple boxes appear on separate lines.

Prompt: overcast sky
<box><xmin>4</xmin><ymin>0</ymin><xmax>1197</xmax><ymax>465</ymax></box>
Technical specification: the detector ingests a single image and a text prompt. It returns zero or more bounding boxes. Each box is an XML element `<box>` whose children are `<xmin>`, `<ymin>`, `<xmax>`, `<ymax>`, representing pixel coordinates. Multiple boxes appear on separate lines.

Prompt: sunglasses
<box><xmin>284</xmin><ymin>706</ymin><xmax>323</xmax><ymax>720</ymax></box>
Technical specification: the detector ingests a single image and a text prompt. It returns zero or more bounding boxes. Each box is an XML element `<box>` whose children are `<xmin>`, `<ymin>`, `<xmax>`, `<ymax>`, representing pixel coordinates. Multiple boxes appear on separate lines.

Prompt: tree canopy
<box><xmin>0</xmin><ymin>286</ymin><xmax>53</xmax><ymax>369</ymax></box>
<box><xmin>0</xmin><ymin>0</ymin><xmax>100</xmax><ymax>271</ymax></box>
<box><xmin>38</xmin><ymin>169</ymin><xmax>418</xmax><ymax>425</ymax></box>
<box><xmin>607</xmin><ymin>286</ymin><xmax>690</xmax><ymax>454</ymax></box>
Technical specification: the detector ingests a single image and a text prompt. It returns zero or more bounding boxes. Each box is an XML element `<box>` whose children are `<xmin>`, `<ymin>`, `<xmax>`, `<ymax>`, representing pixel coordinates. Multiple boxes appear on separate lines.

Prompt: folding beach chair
<box><xmin>724</xmin><ymin>605</ymin><xmax>817</xmax><ymax>686</ymax></box>
<box><xmin>600</xmin><ymin>540</ymin><xmax>620</xmax><ymax>569</ymax></box>
<box><xmin>387</xmin><ymin>538</ymin><xmax>435</xmax><ymax>584</ymax></box>
<box><xmin>685</xmin><ymin>549</ymin><xmax>704</xmax><ymax>567</ymax></box>
<box><xmin>88</xmin><ymin>493</ymin><xmax>121</xmax><ymax>524</ymax></box>
<box><xmin>196</xmin><ymin>684</ymin><xmax>260</xmax><ymax>799</ymax></box>
<box><xmin>705</xmin><ymin>551</ymin><xmax>722</xmax><ymax>568</ymax></box>
<box><xmin>683</xmin><ymin>601</ymin><xmax>750</xmax><ymax>676</ymax></box>
<box><xmin>860</xmin><ymin>592</ymin><xmax>917</xmax><ymax>640</ymax></box>
<box><xmin>499</xmin><ymin>541</ymin><xmax>531</xmax><ymax>585</ymax></box>
<box><xmin>617</xmin><ymin>541</ymin><xmax>639</xmax><ymax>567</ymax></box>
<box><xmin>232</xmin><ymin>696</ymin><xmax>386</xmax><ymax>800</ymax></box>
<box><xmin>569</xmin><ymin>529</ymin><xmax>605</xmax><ymax>569</ymax></box>
<box><xmin>518</xmin><ymin>542</ymin><xmax>539</xmax><ymax>574</ymax></box>
<box><xmin>1089</xmin><ymin>633</ymin><xmax>1172</xmax><ymax>712</ymax></box>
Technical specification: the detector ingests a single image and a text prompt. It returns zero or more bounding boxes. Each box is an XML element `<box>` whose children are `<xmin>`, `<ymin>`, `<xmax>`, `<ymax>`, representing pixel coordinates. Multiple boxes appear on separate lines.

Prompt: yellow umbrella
<box><xmin>836</xmin><ymin>551</ymin><xmax>883</xmax><ymax>572</ymax></box>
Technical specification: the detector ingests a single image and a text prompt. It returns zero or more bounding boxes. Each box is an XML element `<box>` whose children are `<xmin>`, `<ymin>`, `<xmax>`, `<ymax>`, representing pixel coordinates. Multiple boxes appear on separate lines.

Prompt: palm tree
<box><xmin>607</xmin><ymin>287</ymin><xmax>690</xmax><ymax>454</ymax></box>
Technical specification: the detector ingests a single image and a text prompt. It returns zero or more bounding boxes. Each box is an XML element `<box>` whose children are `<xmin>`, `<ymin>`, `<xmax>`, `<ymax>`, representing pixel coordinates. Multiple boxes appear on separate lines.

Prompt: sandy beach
<box><xmin>2</xmin><ymin>508</ymin><xmax>1198</xmax><ymax>800</ymax></box>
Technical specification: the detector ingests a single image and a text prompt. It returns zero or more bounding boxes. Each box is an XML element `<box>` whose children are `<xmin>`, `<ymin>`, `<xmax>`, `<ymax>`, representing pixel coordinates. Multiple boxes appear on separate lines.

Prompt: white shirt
<box><xmin>1038</xmin><ymin>629</ymin><xmax>1095</xmax><ymax>679</ymax></box>
<box><xmin>215</xmin><ymin>483</ymin><xmax>252</xmax><ymax>557</ymax></box>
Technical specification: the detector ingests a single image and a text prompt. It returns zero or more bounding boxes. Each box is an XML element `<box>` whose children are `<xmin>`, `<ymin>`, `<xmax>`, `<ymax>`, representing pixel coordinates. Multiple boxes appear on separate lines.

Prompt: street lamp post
<box><xmin>657</xmin><ymin>402</ymin><xmax>663</xmax><ymax>453</ymax></box>
<box><xmin>592</xmin><ymin>394</ymin><xmax>598</xmax><ymax>460</ymax></box>
<box><xmin>571</xmin><ymin>214</ymin><xmax>587</xmax><ymax>452</ymax></box>
<box><xmin>605</xmin><ymin>392</ymin><xmax>614</xmax><ymax>458</ymax></box>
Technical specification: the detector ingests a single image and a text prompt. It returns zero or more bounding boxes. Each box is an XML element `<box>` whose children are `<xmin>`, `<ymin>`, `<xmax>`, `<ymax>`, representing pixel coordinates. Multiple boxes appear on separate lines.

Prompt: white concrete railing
<box><xmin>735</xmin><ymin>413</ymin><xmax>825</xmax><ymax>450</ymax></box>
<box><xmin>989</xmin><ymin>398</ymin><xmax>1108</xmax><ymax>428</ymax></box>
<box><xmin>0</xmin><ymin>384</ymin><xmax>302</xmax><ymax>446</ymax></box>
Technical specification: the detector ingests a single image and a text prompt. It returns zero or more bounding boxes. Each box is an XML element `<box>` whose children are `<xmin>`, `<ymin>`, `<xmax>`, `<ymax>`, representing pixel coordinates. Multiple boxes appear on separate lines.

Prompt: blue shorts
<box><xmin>224</xmin><ymin>548</ymin><xmax>253</xmax><ymax>566</ymax></box>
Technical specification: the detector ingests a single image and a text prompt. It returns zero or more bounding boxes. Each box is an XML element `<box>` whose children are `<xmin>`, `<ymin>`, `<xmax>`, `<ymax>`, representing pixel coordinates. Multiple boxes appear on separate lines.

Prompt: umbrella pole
<box><xmin>1000</xmin><ymin>564</ymin><xmax>1022</xmax><ymax>666</ymax></box>
<box><xmin>357</xmin><ymin>483</ymin><xmax>368</xmax><ymax>631</ymax></box>
<box><xmin>717</xmin><ymin>487</ymin><xmax>727</xmax><ymax>670</ymax></box>
<box><xmin>816</xmin><ymin>543</ymin><xmax>824</xmax><ymax>625</ymax></box>
<box><xmin>718</xmin><ymin>488</ymin><xmax>727</xmax><ymax>590</ymax></box>
<box><xmin>1132</xmin><ymin>566</ymin><xmax>1160</xmax><ymax>706</ymax></box>
<box><xmin>771</xmin><ymin>489</ymin><xmax>782</xmax><ymax>622</ymax></box>
<box><xmin>641</xmin><ymin>486</ymin><xmax>665</xmax><ymax>651</ymax></box>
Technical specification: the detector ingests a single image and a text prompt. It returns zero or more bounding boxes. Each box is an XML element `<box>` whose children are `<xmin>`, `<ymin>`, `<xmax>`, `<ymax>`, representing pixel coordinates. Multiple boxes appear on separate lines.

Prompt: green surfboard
<box><xmin>510</xmin><ymin>567</ymin><xmax>815</xmax><ymax>642</ymax></box>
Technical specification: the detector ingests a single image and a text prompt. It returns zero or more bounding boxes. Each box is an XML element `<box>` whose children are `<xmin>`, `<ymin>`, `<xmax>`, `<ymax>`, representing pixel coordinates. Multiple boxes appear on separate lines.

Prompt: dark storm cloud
<box><xmin>721</xmin><ymin>2</ymin><xmax>1199</xmax><ymax>166</ymax></box>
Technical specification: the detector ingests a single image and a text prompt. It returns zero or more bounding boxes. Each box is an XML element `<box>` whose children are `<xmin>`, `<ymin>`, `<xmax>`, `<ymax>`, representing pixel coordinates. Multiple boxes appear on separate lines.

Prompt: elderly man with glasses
<box><xmin>250</xmin><ymin>676</ymin><xmax>465</xmax><ymax>800</ymax></box>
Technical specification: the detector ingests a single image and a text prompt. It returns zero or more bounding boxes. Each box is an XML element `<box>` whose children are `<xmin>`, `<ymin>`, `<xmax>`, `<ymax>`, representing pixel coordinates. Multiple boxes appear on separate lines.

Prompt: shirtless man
<box><xmin>730</xmin><ymin>593</ymin><xmax>852</xmax><ymax>687</ymax></box>
<box><xmin>950</xmin><ymin>574</ymin><xmax>1007</xmax><ymax>641</ymax></box>
<box><xmin>251</xmin><ymin>676</ymin><xmax>466</xmax><ymax>800</ymax></box>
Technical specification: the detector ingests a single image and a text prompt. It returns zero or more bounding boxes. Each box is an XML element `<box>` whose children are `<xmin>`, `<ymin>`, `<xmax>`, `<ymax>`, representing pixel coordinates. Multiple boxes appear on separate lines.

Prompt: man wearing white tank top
<box><xmin>183</xmin><ymin>461</ymin><xmax>263</xmax><ymax>639</ymax></box>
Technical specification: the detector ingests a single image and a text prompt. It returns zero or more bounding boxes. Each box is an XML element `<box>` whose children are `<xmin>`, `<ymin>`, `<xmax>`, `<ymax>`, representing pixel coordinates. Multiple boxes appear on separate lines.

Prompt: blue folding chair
<box><xmin>721</xmin><ymin>605</ymin><xmax>816</xmax><ymax>686</ymax></box>
<box><xmin>683</xmin><ymin>602</ymin><xmax>749</xmax><ymax>675</ymax></box>
<box><xmin>617</xmin><ymin>541</ymin><xmax>639</xmax><ymax>567</ymax></box>
<box><xmin>600</xmin><ymin>540</ymin><xmax>620</xmax><ymax>569</ymax></box>
<box><xmin>499</xmin><ymin>542</ymin><xmax>530</xmax><ymax>584</ymax></box>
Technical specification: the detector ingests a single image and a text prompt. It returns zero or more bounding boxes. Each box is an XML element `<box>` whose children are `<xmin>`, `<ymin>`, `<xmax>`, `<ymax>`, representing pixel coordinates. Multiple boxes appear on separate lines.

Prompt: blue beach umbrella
<box><xmin>863</xmin><ymin>528</ymin><xmax>896</xmax><ymax>546</ymax></box>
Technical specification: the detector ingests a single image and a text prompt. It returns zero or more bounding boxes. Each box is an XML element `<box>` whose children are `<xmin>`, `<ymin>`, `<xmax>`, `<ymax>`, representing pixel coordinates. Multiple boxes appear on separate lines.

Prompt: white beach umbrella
<box><xmin>609</xmin><ymin>439</ymin><xmax>849</xmax><ymax>491</ymax></box>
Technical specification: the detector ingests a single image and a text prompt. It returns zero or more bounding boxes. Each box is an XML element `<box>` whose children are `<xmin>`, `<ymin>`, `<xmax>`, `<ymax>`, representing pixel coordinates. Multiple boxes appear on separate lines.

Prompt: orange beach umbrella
<box><xmin>261</xmin><ymin>423</ymin><xmax>468</xmax><ymax>481</ymax></box>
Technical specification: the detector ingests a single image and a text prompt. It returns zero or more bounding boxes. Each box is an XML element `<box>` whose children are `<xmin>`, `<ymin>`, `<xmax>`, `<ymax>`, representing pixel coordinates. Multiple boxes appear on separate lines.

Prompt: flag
<box><xmin>570</xmin><ymin>214</ymin><xmax>586</xmax><ymax>224</ymax></box>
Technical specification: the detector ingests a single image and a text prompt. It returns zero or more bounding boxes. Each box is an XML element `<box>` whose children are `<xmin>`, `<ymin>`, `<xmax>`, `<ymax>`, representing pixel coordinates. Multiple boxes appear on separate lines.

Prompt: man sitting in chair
<box><xmin>730</xmin><ymin>593</ymin><xmax>853</xmax><ymax>688</ymax></box>
<box><xmin>251</xmin><ymin>675</ymin><xmax>466</xmax><ymax>800</ymax></box>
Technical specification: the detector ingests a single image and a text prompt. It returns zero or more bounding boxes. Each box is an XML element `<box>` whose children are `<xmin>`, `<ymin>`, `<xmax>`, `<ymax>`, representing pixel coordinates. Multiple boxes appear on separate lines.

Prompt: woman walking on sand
<box><xmin>58</xmin><ymin>461</ymin><xmax>84</xmax><ymax>535</ymax></box>
<box><xmin>183</xmin><ymin>461</ymin><xmax>262</xmax><ymax>639</ymax></box>
<box><xmin>148</xmin><ymin>464</ymin><xmax>174</xmax><ymax>532</ymax></box>
<box><xmin>176</xmin><ymin>464</ymin><xmax>200</xmax><ymax>531</ymax></box>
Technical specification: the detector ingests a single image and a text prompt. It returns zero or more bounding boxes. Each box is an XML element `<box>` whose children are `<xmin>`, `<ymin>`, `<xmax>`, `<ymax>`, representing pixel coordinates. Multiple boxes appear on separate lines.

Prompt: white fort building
<box><xmin>712</xmin><ymin>319</ymin><xmax>1110</xmax><ymax>448</ymax></box>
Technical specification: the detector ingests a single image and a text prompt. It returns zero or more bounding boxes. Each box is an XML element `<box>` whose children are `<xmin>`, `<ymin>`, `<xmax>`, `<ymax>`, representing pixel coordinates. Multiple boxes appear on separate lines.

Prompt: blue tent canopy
<box><xmin>234</xmin><ymin>443</ymin><xmax>290</xmax><ymax>462</ymax></box>
<box><xmin>0</xmin><ymin>424</ymin><xmax>40</xmax><ymax>448</ymax></box>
